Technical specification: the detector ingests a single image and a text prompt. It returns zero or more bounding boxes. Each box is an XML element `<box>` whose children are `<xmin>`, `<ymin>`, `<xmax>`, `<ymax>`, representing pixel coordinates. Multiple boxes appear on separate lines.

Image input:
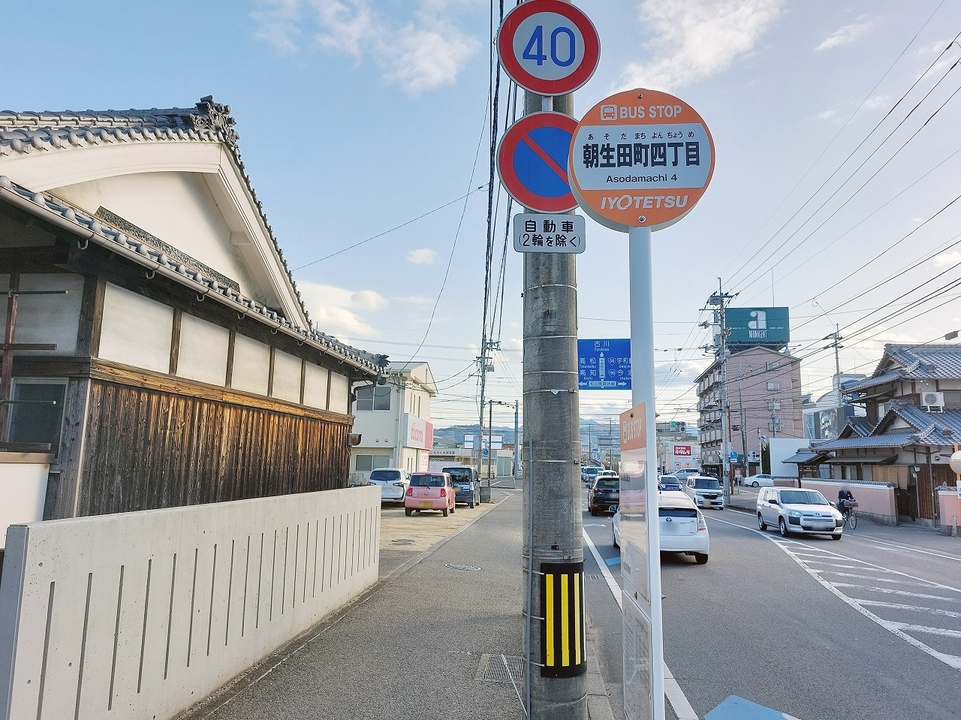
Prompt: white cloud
<box><xmin>250</xmin><ymin>0</ymin><xmax>303</xmax><ymax>54</ymax></box>
<box><xmin>407</xmin><ymin>248</ymin><xmax>438</xmax><ymax>265</ymax></box>
<box><xmin>296</xmin><ymin>280</ymin><xmax>387</xmax><ymax>340</ymax></box>
<box><xmin>815</xmin><ymin>22</ymin><xmax>871</xmax><ymax>52</ymax></box>
<box><xmin>817</xmin><ymin>109</ymin><xmax>837</xmax><ymax>121</ymax></box>
<box><xmin>381</xmin><ymin>17</ymin><xmax>479</xmax><ymax>92</ymax></box>
<box><xmin>251</xmin><ymin>0</ymin><xmax>479</xmax><ymax>92</ymax></box>
<box><xmin>619</xmin><ymin>0</ymin><xmax>784</xmax><ymax>91</ymax></box>
<box><xmin>934</xmin><ymin>251</ymin><xmax>961</xmax><ymax>268</ymax></box>
<box><xmin>862</xmin><ymin>94</ymin><xmax>890</xmax><ymax>111</ymax></box>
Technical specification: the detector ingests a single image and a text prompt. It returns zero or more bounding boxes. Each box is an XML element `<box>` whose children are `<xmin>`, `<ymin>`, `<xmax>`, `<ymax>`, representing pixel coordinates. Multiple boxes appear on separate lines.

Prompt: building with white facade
<box><xmin>349</xmin><ymin>362</ymin><xmax>436</xmax><ymax>482</ymax></box>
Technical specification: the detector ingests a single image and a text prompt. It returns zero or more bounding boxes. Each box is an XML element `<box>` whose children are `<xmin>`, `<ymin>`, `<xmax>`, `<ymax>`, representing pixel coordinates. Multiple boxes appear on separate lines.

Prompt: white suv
<box><xmin>756</xmin><ymin>487</ymin><xmax>843</xmax><ymax>539</ymax></box>
<box><xmin>684</xmin><ymin>475</ymin><xmax>725</xmax><ymax>510</ymax></box>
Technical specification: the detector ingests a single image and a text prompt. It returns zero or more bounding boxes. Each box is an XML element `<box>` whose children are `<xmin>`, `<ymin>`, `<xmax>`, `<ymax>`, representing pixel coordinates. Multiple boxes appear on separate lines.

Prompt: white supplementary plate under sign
<box><xmin>513</xmin><ymin>213</ymin><xmax>585</xmax><ymax>254</ymax></box>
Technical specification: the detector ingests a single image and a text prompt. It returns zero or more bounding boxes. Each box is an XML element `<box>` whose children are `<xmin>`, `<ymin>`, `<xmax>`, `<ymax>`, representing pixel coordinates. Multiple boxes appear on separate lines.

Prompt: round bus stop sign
<box><xmin>568</xmin><ymin>88</ymin><xmax>716</xmax><ymax>233</ymax></box>
<box><xmin>496</xmin><ymin>0</ymin><xmax>600</xmax><ymax>96</ymax></box>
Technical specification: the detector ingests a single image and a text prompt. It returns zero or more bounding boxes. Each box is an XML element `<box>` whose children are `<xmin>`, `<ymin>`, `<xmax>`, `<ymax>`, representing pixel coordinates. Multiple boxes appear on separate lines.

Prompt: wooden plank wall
<box><xmin>77</xmin><ymin>381</ymin><xmax>352</xmax><ymax>516</ymax></box>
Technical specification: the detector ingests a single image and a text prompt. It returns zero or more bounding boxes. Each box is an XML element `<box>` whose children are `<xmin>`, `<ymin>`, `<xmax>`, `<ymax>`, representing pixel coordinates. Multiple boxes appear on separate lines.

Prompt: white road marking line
<box><xmin>830</xmin><ymin>583</ymin><xmax>961</xmax><ymax>602</ymax></box>
<box><xmin>858</xmin><ymin>600</ymin><xmax>961</xmax><ymax>619</ymax></box>
<box><xmin>890</xmin><ymin>622</ymin><xmax>961</xmax><ymax>639</ymax></box>
<box><xmin>814</xmin><ymin>570</ymin><xmax>938</xmax><ymax>588</ymax></box>
<box><xmin>711</xmin><ymin>514</ymin><xmax>961</xmax><ymax>673</ymax></box>
<box><xmin>582</xmin><ymin>529</ymin><xmax>699</xmax><ymax>720</ymax></box>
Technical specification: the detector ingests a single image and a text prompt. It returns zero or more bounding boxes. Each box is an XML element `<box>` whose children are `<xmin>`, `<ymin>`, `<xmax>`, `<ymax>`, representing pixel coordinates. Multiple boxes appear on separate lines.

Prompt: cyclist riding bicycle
<box><xmin>837</xmin><ymin>488</ymin><xmax>855</xmax><ymax>518</ymax></box>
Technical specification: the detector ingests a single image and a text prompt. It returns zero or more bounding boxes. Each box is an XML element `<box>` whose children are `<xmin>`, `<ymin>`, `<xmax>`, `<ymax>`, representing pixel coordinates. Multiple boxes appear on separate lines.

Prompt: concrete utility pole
<box><xmin>709</xmin><ymin>280</ymin><xmax>735</xmax><ymax>504</ymax></box>
<box><xmin>522</xmin><ymin>86</ymin><xmax>586</xmax><ymax>719</ymax></box>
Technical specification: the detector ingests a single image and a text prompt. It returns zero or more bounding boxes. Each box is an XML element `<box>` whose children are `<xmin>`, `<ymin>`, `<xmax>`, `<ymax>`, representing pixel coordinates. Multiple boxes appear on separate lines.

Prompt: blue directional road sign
<box><xmin>497</xmin><ymin>112</ymin><xmax>578</xmax><ymax>213</ymax></box>
<box><xmin>578</xmin><ymin>338</ymin><xmax>631</xmax><ymax>390</ymax></box>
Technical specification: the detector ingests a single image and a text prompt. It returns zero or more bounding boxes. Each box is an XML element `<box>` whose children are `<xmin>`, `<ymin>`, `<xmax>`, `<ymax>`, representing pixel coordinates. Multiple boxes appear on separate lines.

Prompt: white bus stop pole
<box><xmin>628</xmin><ymin>224</ymin><xmax>665</xmax><ymax>720</ymax></box>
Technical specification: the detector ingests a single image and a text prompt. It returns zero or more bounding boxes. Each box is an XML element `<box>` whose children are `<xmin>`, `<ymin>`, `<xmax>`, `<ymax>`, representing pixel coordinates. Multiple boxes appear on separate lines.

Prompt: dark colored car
<box><xmin>658</xmin><ymin>474</ymin><xmax>682</xmax><ymax>492</ymax></box>
<box><xmin>589</xmin><ymin>476</ymin><xmax>619</xmax><ymax>516</ymax></box>
<box><xmin>444</xmin><ymin>466</ymin><xmax>480</xmax><ymax>508</ymax></box>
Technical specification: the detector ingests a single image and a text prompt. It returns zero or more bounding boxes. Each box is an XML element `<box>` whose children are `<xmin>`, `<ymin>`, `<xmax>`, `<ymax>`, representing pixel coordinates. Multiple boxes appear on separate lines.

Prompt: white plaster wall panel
<box><xmin>0</xmin><ymin>274</ymin><xmax>84</xmax><ymax>355</ymax></box>
<box><xmin>303</xmin><ymin>363</ymin><xmax>329</xmax><ymax>410</ymax></box>
<box><xmin>328</xmin><ymin>373</ymin><xmax>349</xmax><ymax>415</ymax></box>
<box><xmin>52</xmin><ymin>172</ymin><xmax>261</xmax><ymax>298</ymax></box>
<box><xmin>351</xmin><ymin>412</ymin><xmax>398</xmax><ymax>448</ymax></box>
<box><xmin>0</xmin><ymin>487</ymin><xmax>380</xmax><ymax>720</ymax></box>
<box><xmin>177</xmin><ymin>313</ymin><xmax>229</xmax><ymax>386</ymax></box>
<box><xmin>231</xmin><ymin>334</ymin><xmax>270</xmax><ymax>396</ymax></box>
<box><xmin>271</xmin><ymin>350</ymin><xmax>302</xmax><ymax>404</ymax></box>
<box><xmin>98</xmin><ymin>283</ymin><xmax>172</xmax><ymax>373</ymax></box>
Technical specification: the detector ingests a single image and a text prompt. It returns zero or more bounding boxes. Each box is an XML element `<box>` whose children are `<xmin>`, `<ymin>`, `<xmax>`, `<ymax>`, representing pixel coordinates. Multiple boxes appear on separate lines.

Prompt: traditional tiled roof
<box><xmin>0</xmin><ymin>97</ymin><xmax>381</xmax><ymax>376</ymax></box>
<box><xmin>0</xmin><ymin>98</ymin><xmax>314</xmax><ymax>330</ymax></box>
<box><xmin>844</xmin><ymin>417</ymin><xmax>876</xmax><ymax>437</ymax></box>
<box><xmin>885</xmin><ymin>401</ymin><xmax>961</xmax><ymax>446</ymax></box>
<box><xmin>842</xmin><ymin>370</ymin><xmax>901</xmax><ymax>394</ymax></box>
<box><xmin>815</xmin><ymin>432</ymin><xmax>917</xmax><ymax>450</ymax></box>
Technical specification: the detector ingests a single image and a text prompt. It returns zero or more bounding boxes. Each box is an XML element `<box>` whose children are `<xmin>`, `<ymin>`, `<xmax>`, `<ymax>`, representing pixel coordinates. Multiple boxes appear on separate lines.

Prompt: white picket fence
<box><xmin>0</xmin><ymin>486</ymin><xmax>381</xmax><ymax>720</ymax></box>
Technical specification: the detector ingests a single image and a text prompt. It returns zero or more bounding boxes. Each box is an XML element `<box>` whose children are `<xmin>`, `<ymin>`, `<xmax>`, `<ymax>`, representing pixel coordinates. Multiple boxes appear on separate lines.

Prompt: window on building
<box><xmin>766</xmin><ymin>361</ymin><xmax>780</xmax><ymax>371</ymax></box>
<box><xmin>355</xmin><ymin>385</ymin><xmax>391</xmax><ymax>411</ymax></box>
<box><xmin>768</xmin><ymin>400</ymin><xmax>781</xmax><ymax>411</ymax></box>
<box><xmin>7</xmin><ymin>379</ymin><xmax>67</xmax><ymax>454</ymax></box>
<box><xmin>767</xmin><ymin>381</ymin><xmax>780</xmax><ymax>391</ymax></box>
<box><xmin>355</xmin><ymin>454</ymin><xmax>391</xmax><ymax>472</ymax></box>
<box><xmin>769</xmin><ymin>417</ymin><xmax>782</xmax><ymax>432</ymax></box>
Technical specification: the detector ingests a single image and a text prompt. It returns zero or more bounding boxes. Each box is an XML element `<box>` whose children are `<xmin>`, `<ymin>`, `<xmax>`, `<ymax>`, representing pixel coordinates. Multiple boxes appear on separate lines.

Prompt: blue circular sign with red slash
<box><xmin>497</xmin><ymin>112</ymin><xmax>578</xmax><ymax>213</ymax></box>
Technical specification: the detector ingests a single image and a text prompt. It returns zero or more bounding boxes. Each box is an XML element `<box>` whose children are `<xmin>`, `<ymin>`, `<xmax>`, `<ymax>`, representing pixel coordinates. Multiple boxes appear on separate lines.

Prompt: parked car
<box><xmin>673</xmin><ymin>468</ymin><xmax>700</xmax><ymax>482</ymax></box>
<box><xmin>612</xmin><ymin>491</ymin><xmax>709</xmax><ymax>564</ymax></box>
<box><xmin>589</xmin><ymin>476</ymin><xmax>619</xmax><ymax>515</ymax></box>
<box><xmin>366</xmin><ymin>468</ymin><xmax>410</xmax><ymax>504</ymax></box>
<box><xmin>744</xmin><ymin>473</ymin><xmax>775</xmax><ymax>488</ymax></box>
<box><xmin>757</xmin><ymin>487</ymin><xmax>842</xmax><ymax>539</ymax></box>
<box><xmin>581</xmin><ymin>466</ymin><xmax>603</xmax><ymax>484</ymax></box>
<box><xmin>658</xmin><ymin>475</ymin><xmax>682</xmax><ymax>492</ymax></box>
<box><xmin>404</xmin><ymin>472</ymin><xmax>456</xmax><ymax>517</ymax></box>
<box><xmin>444</xmin><ymin>466</ymin><xmax>480</xmax><ymax>508</ymax></box>
<box><xmin>684</xmin><ymin>475</ymin><xmax>725</xmax><ymax>510</ymax></box>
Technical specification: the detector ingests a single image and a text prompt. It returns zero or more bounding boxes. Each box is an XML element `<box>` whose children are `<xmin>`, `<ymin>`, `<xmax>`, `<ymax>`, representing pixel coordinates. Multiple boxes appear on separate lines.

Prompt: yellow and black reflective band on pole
<box><xmin>540</xmin><ymin>561</ymin><xmax>587</xmax><ymax>678</ymax></box>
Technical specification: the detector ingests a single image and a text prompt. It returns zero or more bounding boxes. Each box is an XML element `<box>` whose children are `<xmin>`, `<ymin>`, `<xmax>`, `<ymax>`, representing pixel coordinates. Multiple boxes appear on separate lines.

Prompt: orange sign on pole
<box><xmin>568</xmin><ymin>88</ymin><xmax>716</xmax><ymax>233</ymax></box>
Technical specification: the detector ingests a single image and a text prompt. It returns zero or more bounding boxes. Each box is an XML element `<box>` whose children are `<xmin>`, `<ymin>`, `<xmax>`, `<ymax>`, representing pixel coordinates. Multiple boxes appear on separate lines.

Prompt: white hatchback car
<box><xmin>684</xmin><ymin>475</ymin><xmax>725</xmax><ymax>510</ymax></box>
<box><xmin>613</xmin><ymin>491</ymin><xmax>710</xmax><ymax>564</ymax></box>
<box><xmin>756</xmin><ymin>487</ymin><xmax>843</xmax><ymax>539</ymax></box>
<box><xmin>366</xmin><ymin>468</ymin><xmax>410</xmax><ymax>504</ymax></box>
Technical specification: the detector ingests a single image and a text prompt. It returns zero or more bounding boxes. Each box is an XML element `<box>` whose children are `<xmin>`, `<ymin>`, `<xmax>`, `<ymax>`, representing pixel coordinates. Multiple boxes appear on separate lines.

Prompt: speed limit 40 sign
<box><xmin>497</xmin><ymin>0</ymin><xmax>600</xmax><ymax>96</ymax></box>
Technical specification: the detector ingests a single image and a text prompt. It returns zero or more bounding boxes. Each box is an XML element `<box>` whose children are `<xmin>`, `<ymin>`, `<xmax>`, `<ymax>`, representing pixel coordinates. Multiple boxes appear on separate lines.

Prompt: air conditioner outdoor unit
<box><xmin>922</xmin><ymin>391</ymin><xmax>944</xmax><ymax>411</ymax></box>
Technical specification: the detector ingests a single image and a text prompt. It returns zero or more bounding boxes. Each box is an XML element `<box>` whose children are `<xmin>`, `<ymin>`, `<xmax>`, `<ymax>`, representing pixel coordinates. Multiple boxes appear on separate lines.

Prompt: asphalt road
<box><xmin>581</xmin><ymin>487</ymin><xmax>961</xmax><ymax>720</ymax></box>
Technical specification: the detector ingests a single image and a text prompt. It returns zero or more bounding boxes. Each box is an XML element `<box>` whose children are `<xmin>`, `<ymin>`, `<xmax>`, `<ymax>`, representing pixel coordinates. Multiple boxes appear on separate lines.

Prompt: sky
<box><xmin>5</xmin><ymin>0</ymin><xmax>961</xmax><ymax>430</ymax></box>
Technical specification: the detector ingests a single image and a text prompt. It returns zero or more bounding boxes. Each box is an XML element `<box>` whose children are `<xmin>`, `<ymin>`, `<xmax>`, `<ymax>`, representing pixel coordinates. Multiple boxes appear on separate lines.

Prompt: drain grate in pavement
<box><xmin>476</xmin><ymin>654</ymin><xmax>526</xmax><ymax>684</ymax></box>
<box><xmin>445</xmin><ymin>563</ymin><xmax>481</xmax><ymax>571</ymax></box>
<box><xmin>391</xmin><ymin>539</ymin><xmax>415</xmax><ymax>545</ymax></box>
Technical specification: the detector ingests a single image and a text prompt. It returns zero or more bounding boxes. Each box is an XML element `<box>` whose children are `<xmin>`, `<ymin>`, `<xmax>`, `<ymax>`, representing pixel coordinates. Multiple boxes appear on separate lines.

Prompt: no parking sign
<box><xmin>497</xmin><ymin>112</ymin><xmax>578</xmax><ymax>213</ymax></box>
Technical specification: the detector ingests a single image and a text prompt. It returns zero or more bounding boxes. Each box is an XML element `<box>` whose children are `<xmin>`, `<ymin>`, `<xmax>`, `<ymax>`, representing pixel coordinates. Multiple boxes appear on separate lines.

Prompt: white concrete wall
<box><xmin>99</xmin><ymin>283</ymin><xmax>173</xmax><ymax>373</ymax></box>
<box><xmin>177</xmin><ymin>313</ymin><xmax>229</xmax><ymax>386</ymax></box>
<box><xmin>801</xmin><ymin>479</ymin><xmax>897</xmax><ymax>525</ymax></box>
<box><xmin>0</xmin><ymin>487</ymin><xmax>380</xmax><ymax>720</ymax></box>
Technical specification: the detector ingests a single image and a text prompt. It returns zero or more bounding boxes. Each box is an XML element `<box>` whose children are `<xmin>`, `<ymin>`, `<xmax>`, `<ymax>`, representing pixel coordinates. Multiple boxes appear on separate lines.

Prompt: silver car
<box><xmin>367</xmin><ymin>468</ymin><xmax>410</xmax><ymax>504</ymax></box>
<box><xmin>756</xmin><ymin>487</ymin><xmax>843</xmax><ymax>539</ymax></box>
<box><xmin>684</xmin><ymin>475</ymin><xmax>725</xmax><ymax>510</ymax></box>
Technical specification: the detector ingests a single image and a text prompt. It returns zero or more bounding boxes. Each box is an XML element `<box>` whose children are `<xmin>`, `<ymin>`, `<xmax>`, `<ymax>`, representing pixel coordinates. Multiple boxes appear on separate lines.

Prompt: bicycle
<box><xmin>840</xmin><ymin>503</ymin><xmax>858</xmax><ymax>530</ymax></box>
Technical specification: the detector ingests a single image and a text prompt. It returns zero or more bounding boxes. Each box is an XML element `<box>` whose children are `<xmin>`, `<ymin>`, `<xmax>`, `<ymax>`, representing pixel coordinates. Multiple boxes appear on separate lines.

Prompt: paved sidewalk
<box><xmin>178</xmin><ymin>489</ymin><xmax>615</xmax><ymax>720</ymax></box>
